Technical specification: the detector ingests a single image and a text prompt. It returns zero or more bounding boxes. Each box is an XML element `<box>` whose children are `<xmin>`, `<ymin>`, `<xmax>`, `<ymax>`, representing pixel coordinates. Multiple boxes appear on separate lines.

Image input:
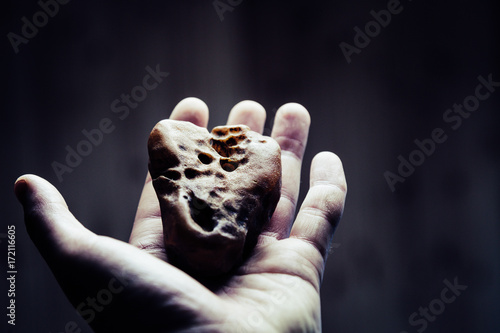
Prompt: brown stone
<box><xmin>148</xmin><ymin>120</ymin><xmax>281</xmax><ymax>276</ymax></box>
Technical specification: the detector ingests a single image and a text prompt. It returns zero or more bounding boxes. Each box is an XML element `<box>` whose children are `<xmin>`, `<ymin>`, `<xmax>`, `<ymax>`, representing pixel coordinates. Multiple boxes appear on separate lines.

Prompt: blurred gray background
<box><xmin>2</xmin><ymin>0</ymin><xmax>499</xmax><ymax>332</ymax></box>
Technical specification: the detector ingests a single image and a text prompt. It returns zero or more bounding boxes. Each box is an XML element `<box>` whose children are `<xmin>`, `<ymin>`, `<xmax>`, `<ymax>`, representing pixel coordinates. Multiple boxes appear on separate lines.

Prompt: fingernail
<box><xmin>14</xmin><ymin>178</ymin><xmax>28</xmax><ymax>204</ymax></box>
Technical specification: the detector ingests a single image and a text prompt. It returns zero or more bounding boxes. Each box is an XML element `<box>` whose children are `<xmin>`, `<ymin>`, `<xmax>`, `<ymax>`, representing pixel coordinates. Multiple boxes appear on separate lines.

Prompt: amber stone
<box><xmin>148</xmin><ymin>120</ymin><xmax>281</xmax><ymax>276</ymax></box>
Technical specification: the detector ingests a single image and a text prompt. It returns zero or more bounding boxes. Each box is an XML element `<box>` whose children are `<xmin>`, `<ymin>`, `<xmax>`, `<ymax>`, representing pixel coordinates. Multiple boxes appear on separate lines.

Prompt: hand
<box><xmin>14</xmin><ymin>98</ymin><xmax>347</xmax><ymax>333</ymax></box>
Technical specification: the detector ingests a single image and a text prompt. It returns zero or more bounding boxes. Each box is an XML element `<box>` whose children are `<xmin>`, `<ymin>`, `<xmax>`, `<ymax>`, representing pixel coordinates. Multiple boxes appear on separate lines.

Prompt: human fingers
<box><xmin>130</xmin><ymin>97</ymin><xmax>209</xmax><ymax>254</ymax></box>
<box><xmin>226</xmin><ymin>100</ymin><xmax>266</xmax><ymax>133</ymax></box>
<box><xmin>14</xmin><ymin>174</ymin><xmax>220</xmax><ymax>332</ymax></box>
<box><xmin>262</xmin><ymin>103</ymin><xmax>310</xmax><ymax>239</ymax></box>
<box><xmin>169</xmin><ymin>97</ymin><xmax>209</xmax><ymax>128</ymax></box>
<box><xmin>14</xmin><ymin>174</ymin><xmax>95</xmax><ymax>256</ymax></box>
<box><xmin>289</xmin><ymin>152</ymin><xmax>347</xmax><ymax>278</ymax></box>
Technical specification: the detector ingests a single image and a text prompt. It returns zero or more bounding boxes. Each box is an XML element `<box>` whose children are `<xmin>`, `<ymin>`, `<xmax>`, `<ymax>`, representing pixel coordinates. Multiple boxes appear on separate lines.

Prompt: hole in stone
<box><xmin>224</xmin><ymin>203</ymin><xmax>238</xmax><ymax>215</ymax></box>
<box><xmin>165</xmin><ymin>170</ymin><xmax>181</xmax><ymax>180</ymax></box>
<box><xmin>198</xmin><ymin>152</ymin><xmax>213</xmax><ymax>164</ymax></box>
<box><xmin>154</xmin><ymin>177</ymin><xmax>178</xmax><ymax>195</ymax></box>
<box><xmin>184</xmin><ymin>168</ymin><xmax>200</xmax><ymax>179</ymax></box>
<box><xmin>236</xmin><ymin>134</ymin><xmax>247</xmax><ymax>142</ymax></box>
<box><xmin>178</xmin><ymin>144</ymin><xmax>187</xmax><ymax>151</ymax></box>
<box><xmin>211</xmin><ymin>140</ymin><xmax>231</xmax><ymax>157</ymax></box>
<box><xmin>225</xmin><ymin>137</ymin><xmax>237</xmax><ymax>146</ymax></box>
<box><xmin>234</xmin><ymin>147</ymin><xmax>245</xmax><ymax>154</ymax></box>
<box><xmin>229</xmin><ymin>127</ymin><xmax>241</xmax><ymax>133</ymax></box>
<box><xmin>189</xmin><ymin>197</ymin><xmax>216</xmax><ymax>232</ymax></box>
<box><xmin>221</xmin><ymin>160</ymin><xmax>238</xmax><ymax>172</ymax></box>
<box><xmin>236</xmin><ymin>207</ymin><xmax>250</xmax><ymax>226</ymax></box>
<box><xmin>213</xmin><ymin>128</ymin><xmax>227</xmax><ymax>137</ymax></box>
<box><xmin>221</xmin><ymin>224</ymin><xmax>237</xmax><ymax>234</ymax></box>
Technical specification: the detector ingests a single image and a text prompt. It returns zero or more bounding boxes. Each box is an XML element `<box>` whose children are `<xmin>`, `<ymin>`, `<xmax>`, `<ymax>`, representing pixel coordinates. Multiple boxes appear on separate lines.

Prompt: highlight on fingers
<box><xmin>290</xmin><ymin>151</ymin><xmax>347</xmax><ymax>264</ymax></box>
<box><xmin>262</xmin><ymin>102</ymin><xmax>311</xmax><ymax>239</ymax></box>
<box><xmin>13</xmin><ymin>174</ymin><xmax>98</xmax><ymax>261</ymax></box>
<box><xmin>271</xmin><ymin>103</ymin><xmax>311</xmax><ymax>159</ymax></box>
<box><xmin>308</xmin><ymin>152</ymin><xmax>347</xmax><ymax>226</ymax></box>
<box><xmin>227</xmin><ymin>100</ymin><xmax>267</xmax><ymax>133</ymax></box>
<box><xmin>169</xmin><ymin>97</ymin><xmax>209</xmax><ymax>128</ymax></box>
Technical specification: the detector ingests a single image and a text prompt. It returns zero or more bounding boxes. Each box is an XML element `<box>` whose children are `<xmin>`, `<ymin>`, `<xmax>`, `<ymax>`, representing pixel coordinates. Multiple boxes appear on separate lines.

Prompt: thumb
<box><xmin>14</xmin><ymin>174</ymin><xmax>96</xmax><ymax>257</ymax></box>
<box><xmin>13</xmin><ymin>174</ymin><xmax>108</xmax><ymax>320</ymax></box>
<box><xmin>13</xmin><ymin>175</ymin><xmax>221</xmax><ymax>331</ymax></box>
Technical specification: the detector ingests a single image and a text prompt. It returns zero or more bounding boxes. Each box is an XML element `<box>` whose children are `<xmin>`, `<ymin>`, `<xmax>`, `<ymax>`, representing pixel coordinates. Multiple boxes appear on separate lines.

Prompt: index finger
<box><xmin>226</xmin><ymin>100</ymin><xmax>267</xmax><ymax>133</ymax></box>
<box><xmin>130</xmin><ymin>98</ymin><xmax>209</xmax><ymax>249</ymax></box>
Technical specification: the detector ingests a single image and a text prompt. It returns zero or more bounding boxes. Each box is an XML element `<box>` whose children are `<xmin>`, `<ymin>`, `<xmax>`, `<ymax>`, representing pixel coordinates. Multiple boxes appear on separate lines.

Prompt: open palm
<box><xmin>15</xmin><ymin>98</ymin><xmax>346</xmax><ymax>332</ymax></box>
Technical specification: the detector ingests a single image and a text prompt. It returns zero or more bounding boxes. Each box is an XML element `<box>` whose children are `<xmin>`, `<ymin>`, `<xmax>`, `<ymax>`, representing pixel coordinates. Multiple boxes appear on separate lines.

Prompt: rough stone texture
<box><xmin>148</xmin><ymin>120</ymin><xmax>281</xmax><ymax>276</ymax></box>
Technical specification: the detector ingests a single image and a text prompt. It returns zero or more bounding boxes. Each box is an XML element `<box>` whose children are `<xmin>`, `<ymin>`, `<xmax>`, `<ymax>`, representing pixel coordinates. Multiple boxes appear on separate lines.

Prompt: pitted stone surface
<box><xmin>148</xmin><ymin>120</ymin><xmax>281</xmax><ymax>276</ymax></box>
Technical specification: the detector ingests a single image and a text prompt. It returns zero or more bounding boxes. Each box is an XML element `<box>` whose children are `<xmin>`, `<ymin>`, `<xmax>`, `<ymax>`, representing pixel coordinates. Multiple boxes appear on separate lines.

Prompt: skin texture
<box><xmin>14</xmin><ymin>98</ymin><xmax>347</xmax><ymax>333</ymax></box>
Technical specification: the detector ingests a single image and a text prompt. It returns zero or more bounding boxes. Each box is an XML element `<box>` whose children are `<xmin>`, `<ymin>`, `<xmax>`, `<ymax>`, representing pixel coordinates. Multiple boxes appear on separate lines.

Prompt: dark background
<box><xmin>2</xmin><ymin>0</ymin><xmax>499</xmax><ymax>332</ymax></box>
